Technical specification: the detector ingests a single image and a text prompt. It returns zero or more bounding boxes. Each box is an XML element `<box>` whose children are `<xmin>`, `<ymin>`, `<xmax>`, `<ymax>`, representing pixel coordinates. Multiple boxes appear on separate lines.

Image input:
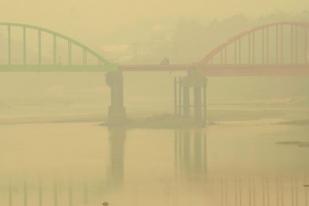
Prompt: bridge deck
<box><xmin>0</xmin><ymin>64</ymin><xmax>308</xmax><ymax>76</ymax></box>
<box><xmin>0</xmin><ymin>65</ymin><xmax>108</xmax><ymax>72</ymax></box>
<box><xmin>120</xmin><ymin>64</ymin><xmax>309</xmax><ymax>76</ymax></box>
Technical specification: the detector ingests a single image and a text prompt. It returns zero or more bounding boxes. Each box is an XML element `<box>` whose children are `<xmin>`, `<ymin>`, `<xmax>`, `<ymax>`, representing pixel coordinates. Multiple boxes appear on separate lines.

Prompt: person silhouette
<box><xmin>102</xmin><ymin>202</ymin><xmax>109</xmax><ymax>206</ymax></box>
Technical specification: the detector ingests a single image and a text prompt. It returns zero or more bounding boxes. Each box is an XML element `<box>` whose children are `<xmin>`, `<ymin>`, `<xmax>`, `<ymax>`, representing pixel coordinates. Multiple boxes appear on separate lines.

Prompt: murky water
<box><xmin>1</xmin><ymin>74</ymin><xmax>309</xmax><ymax>205</ymax></box>
<box><xmin>1</xmin><ymin>121</ymin><xmax>309</xmax><ymax>206</ymax></box>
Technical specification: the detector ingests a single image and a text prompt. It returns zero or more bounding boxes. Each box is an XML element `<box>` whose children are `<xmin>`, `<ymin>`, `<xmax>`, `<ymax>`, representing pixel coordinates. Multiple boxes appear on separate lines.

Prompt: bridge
<box><xmin>0</xmin><ymin>22</ymin><xmax>117</xmax><ymax>72</ymax></box>
<box><xmin>121</xmin><ymin>22</ymin><xmax>309</xmax><ymax>76</ymax></box>
<box><xmin>0</xmin><ymin>22</ymin><xmax>309</xmax><ymax>125</ymax></box>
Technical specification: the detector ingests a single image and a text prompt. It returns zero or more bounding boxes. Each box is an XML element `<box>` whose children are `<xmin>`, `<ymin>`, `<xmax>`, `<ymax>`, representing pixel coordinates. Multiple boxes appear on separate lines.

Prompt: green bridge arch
<box><xmin>0</xmin><ymin>22</ymin><xmax>118</xmax><ymax>72</ymax></box>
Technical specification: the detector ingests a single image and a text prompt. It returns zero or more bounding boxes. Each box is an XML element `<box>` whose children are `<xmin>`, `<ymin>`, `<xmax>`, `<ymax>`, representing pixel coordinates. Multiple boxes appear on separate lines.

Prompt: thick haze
<box><xmin>0</xmin><ymin>0</ymin><xmax>309</xmax><ymax>118</ymax></box>
<box><xmin>1</xmin><ymin>3</ymin><xmax>309</xmax><ymax>206</ymax></box>
<box><xmin>1</xmin><ymin>0</ymin><xmax>308</xmax><ymax>45</ymax></box>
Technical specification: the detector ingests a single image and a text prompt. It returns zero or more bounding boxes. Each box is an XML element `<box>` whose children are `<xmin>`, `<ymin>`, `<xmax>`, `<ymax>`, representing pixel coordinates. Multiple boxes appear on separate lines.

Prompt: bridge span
<box><xmin>1</xmin><ymin>21</ymin><xmax>309</xmax><ymax>126</ymax></box>
<box><xmin>120</xmin><ymin>64</ymin><xmax>309</xmax><ymax>76</ymax></box>
<box><xmin>112</xmin><ymin>21</ymin><xmax>309</xmax><ymax>125</ymax></box>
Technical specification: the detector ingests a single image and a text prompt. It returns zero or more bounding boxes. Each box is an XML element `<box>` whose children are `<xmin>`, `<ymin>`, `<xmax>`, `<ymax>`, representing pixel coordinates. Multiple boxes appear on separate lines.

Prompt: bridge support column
<box><xmin>203</xmin><ymin>78</ymin><xmax>207</xmax><ymax>125</ymax></box>
<box><xmin>194</xmin><ymin>82</ymin><xmax>202</xmax><ymax>124</ymax></box>
<box><xmin>174</xmin><ymin>71</ymin><xmax>207</xmax><ymax>126</ymax></box>
<box><xmin>182</xmin><ymin>82</ymin><xmax>190</xmax><ymax>118</ymax></box>
<box><xmin>106</xmin><ymin>71</ymin><xmax>126</xmax><ymax>125</ymax></box>
<box><xmin>191</xmin><ymin>71</ymin><xmax>207</xmax><ymax>126</ymax></box>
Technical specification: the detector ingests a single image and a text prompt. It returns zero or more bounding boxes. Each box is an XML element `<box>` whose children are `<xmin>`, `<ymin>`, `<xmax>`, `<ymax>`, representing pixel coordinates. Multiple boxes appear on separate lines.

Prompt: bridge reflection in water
<box><xmin>2</xmin><ymin>126</ymin><xmax>309</xmax><ymax>206</ymax></box>
<box><xmin>1</xmin><ymin>21</ymin><xmax>309</xmax><ymax>206</ymax></box>
<box><xmin>106</xmin><ymin>127</ymin><xmax>208</xmax><ymax>191</ymax></box>
<box><xmin>174</xmin><ymin>129</ymin><xmax>207</xmax><ymax>178</ymax></box>
<box><xmin>212</xmin><ymin>176</ymin><xmax>309</xmax><ymax>206</ymax></box>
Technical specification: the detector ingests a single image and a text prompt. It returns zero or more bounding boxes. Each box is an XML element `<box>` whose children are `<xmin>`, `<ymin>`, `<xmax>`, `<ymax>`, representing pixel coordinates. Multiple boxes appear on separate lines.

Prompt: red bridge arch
<box><xmin>199</xmin><ymin>22</ymin><xmax>309</xmax><ymax>66</ymax></box>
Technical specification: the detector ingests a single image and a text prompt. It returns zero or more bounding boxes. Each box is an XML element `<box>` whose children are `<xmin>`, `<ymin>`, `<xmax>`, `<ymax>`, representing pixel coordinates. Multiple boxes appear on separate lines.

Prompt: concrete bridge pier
<box><xmin>194</xmin><ymin>82</ymin><xmax>202</xmax><ymax>124</ymax></box>
<box><xmin>106</xmin><ymin>71</ymin><xmax>126</xmax><ymax>125</ymax></box>
<box><xmin>182</xmin><ymin>81</ymin><xmax>191</xmax><ymax>118</ymax></box>
<box><xmin>174</xmin><ymin>71</ymin><xmax>207</xmax><ymax>126</ymax></box>
<box><xmin>192</xmin><ymin>72</ymin><xmax>207</xmax><ymax>126</ymax></box>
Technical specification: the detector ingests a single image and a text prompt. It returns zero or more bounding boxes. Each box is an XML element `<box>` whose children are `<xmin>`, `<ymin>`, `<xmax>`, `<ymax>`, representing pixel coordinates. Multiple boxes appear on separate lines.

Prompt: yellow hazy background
<box><xmin>1</xmin><ymin>0</ymin><xmax>308</xmax><ymax>46</ymax></box>
<box><xmin>1</xmin><ymin>1</ymin><xmax>309</xmax><ymax>206</ymax></box>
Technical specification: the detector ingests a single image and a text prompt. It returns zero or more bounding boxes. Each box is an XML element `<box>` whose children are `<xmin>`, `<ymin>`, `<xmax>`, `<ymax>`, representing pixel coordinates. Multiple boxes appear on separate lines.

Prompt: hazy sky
<box><xmin>0</xmin><ymin>0</ymin><xmax>308</xmax><ymax>44</ymax></box>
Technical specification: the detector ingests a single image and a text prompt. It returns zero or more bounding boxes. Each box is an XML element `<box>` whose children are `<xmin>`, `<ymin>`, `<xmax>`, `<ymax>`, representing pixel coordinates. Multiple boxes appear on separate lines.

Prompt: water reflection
<box><xmin>174</xmin><ymin>128</ymin><xmax>207</xmax><ymax>179</ymax></box>
<box><xmin>2</xmin><ymin>123</ymin><xmax>309</xmax><ymax>206</ymax></box>
<box><xmin>106</xmin><ymin>126</ymin><xmax>126</xmax><ymax>191</ymax></box>
<box><xmin>212</xmin><ymin>176</ymin><xmax>309</xmax><ymax>206</ymax></box>
<box><xmin>106</xmin><ymin>126</ymin><xmax>208</xmax><ymax>188</ymax></box>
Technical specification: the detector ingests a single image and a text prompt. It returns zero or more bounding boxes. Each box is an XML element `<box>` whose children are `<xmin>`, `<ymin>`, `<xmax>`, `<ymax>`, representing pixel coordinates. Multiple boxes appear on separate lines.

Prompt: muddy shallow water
<box><xmin>0</xmin><ymin>121</ymin><xmax>308</xmax><ymax>206</ymax></box>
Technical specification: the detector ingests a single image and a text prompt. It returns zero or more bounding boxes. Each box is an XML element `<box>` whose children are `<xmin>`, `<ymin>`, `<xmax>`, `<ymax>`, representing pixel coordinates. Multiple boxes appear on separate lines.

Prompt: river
<box><xmin>0</xmin><ymin>73</ymin><xmax>309</xmax><ymax>205</ymax></box>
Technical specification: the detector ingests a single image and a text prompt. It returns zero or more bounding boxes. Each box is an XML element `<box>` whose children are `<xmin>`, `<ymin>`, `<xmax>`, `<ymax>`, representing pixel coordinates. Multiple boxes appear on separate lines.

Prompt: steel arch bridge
<box><xmin>1</xmin><ymin>22</ymin><xmax>309</xmax><ymax>75</ymax></box>
<box><xmin>0</xmin><ymin>22</ymin><xmax>117</xmax><ymax>72</ymax></box>
<box><xmin>122</xmin><ymin>22</ymin><xmax>309</xmax><ymax>76</ymax></box>
<box><xmin>196</xmin><ymin>22</ymin><xmax>309</xmax><ymax>76</ymax></box>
